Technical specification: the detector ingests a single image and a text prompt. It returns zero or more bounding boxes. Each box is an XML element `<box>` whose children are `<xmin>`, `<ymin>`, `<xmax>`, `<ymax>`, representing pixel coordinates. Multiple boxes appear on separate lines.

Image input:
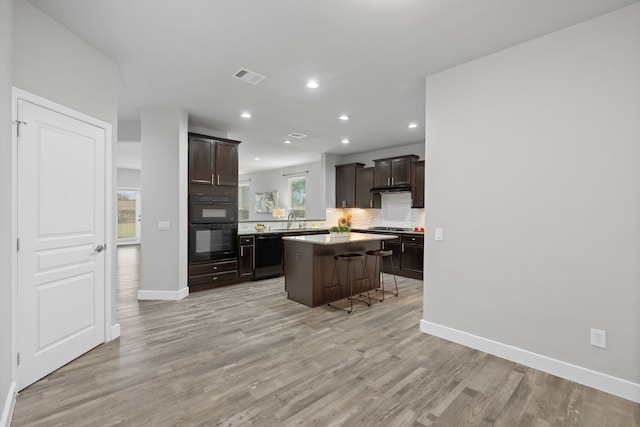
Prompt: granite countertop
<box><xmin>238</xmin><ymin>228</ymin><xmax>329</xmax><ymax>236</ymax></box>
<box><xmin>351</xmin><ymin>228</ymin><xmax>426</xmax><ymax>236</ymax></box>
<box><xmin>282</xmin><ymin>232</ymin><xmax>398</xmax><ymax>246</ymax></box>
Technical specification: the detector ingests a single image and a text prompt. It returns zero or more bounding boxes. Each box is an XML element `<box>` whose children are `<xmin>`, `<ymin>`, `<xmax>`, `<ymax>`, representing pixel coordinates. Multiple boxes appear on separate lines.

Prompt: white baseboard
<box><xmin>420</xmin><ymin>319</ymin><xmax>640</xmax><ymax>403</ymax></box>
<box><xmin>137</xmin><ymin>287</ymin><xmax>189</xmax><ymax>301</ymax></box>
<box><xmin>109</xmin><ymin>323</ymin><xmax>121</xmax><ymax>341</ymax></box>
<box><xmin>0</xmin><ymin>382</ymin><xmax>16</xmax><ymax>427</ymax></box>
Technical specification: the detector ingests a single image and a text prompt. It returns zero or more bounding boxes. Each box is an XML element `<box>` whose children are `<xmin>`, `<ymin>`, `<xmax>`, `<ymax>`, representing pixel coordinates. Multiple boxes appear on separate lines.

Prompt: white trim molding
<box><xmin>420</xmin><ymin>319</ymin><xmax>640</xmax><ymax>404</ymax></box>
<box><xmin>0</xmin><ymin>381</ymin><xmax>16</xmax><ymax>427</ymax></box>
<box><xmin>137</xmin><ymin>287</ymin><xmax>189</xmax><ymax>301</ymax></box>
<box><xmin>109</xmin><ymin>324</ymin><xmax>121</xmax><ymax>341</ymax></box>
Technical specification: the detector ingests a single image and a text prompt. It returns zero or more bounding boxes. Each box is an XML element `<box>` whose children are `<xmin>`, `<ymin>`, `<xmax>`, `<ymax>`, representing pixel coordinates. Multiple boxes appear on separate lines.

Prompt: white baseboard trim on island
<box><xmin>0</xmin><ymin>381</ymin><xmax>16</xmax><ymax>427</ymax></box>
<box><xmin>420</xmin><ymin>319</ymin><xmax>640</xmax><ymax>403</ymax></box>
<box><xmin>137</xmin><ymin>287</ymin><xmax>189</xmax><ymax>301</ymax></box>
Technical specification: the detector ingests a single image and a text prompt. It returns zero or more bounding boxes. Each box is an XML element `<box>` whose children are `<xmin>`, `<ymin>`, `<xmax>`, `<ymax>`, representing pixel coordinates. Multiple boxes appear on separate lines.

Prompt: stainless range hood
<box><xmin>370</xmin><ymin>184</ymin><xmax>411</xmax><ymax>193</ymax></box>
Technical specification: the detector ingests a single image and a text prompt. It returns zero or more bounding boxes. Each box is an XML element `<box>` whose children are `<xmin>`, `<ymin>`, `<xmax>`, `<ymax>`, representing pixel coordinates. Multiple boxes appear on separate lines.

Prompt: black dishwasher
<box><xmin>253</xmin><ymin>233</ymin><xmax>284</xmax><ymax>280</ymax></box>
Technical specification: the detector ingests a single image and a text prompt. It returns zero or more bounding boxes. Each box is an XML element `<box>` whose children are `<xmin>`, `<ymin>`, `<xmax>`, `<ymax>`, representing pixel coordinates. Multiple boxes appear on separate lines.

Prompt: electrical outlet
<box><xmin>591</xmin><ymin>328</ymin><xmax>606</xmax><ymax>348</ymax></box>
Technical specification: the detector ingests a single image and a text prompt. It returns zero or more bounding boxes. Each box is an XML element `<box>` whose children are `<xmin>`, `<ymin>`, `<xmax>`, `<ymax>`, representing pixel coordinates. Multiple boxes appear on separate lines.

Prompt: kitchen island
<box><xmin>283</xmin><ymin>232</ymin><xmax>397</xmax><ymax>307</ymax></box>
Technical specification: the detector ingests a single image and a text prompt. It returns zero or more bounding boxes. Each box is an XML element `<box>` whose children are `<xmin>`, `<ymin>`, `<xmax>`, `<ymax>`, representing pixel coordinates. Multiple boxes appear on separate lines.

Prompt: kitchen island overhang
<box><xmin>283</xmin><ymin>232</ymin><xmax>398</xmax><ymax>307</ymax></box>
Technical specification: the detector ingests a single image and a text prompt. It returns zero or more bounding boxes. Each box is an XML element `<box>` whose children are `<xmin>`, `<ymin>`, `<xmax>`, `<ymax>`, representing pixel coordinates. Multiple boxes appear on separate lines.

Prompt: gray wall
<box><xmin>424</xmin><ymin>3</ymin><xmax>640</xmax><ymax>385</ymax></box>
<box><xmin>0</xmin><ymin>0</ymin><xmax>13</xmax><ymax>420</ymax></box>
<box><xmin>140</xmin><ymin>108</ymin><xmax>189</xmax><ymax>296</ymax></box>
<box><xmin>117</xmin><ymin>168</ymin><xmax>141</xmax><ymax>189</ymax></box>
<box><xmin>239</xmin><ymin>161</ymin><xmax>325</xmax><ymax>220</ymax></box>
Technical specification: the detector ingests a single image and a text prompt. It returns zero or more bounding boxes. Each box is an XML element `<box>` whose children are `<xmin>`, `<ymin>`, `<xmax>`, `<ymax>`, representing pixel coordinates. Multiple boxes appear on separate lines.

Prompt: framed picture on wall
<box><xmin>254</xmin><ymin>191</ymin><xmax>276</xmax><ymax>213</ymax></box>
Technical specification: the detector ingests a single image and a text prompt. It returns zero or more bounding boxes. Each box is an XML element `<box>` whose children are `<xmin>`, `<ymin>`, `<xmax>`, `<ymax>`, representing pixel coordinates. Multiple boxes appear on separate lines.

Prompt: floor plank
<box><xmin>11</xmin><ymin>245</ymin><xmax>640</xmax><ymax>426</ymax></box>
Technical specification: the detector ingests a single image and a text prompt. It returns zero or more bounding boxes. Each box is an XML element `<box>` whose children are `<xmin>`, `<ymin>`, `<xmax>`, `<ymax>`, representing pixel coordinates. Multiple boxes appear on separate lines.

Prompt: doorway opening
<box><xmin>117</xmin><ymin>189</ymin><xmax>141</xmax><ymax>245</ymax></box>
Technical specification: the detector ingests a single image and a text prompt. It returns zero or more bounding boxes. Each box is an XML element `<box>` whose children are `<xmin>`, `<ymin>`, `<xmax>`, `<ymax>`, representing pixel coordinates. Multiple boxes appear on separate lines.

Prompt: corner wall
<box><xmin>423</xmin><ymin>4</ymin><xmax>640</xmax><ymax>401</ymax></box>
<box><xmin>139</xmin><ymin>108</ymin><xmax>189</xmax><ymax>300</ymax></box>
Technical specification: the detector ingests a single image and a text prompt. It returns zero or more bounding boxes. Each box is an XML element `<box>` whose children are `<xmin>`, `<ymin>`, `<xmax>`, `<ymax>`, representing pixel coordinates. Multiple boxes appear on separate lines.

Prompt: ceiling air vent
<box><xmin>288</xmin><ymin>132</ymin><xmax>307</xmax><ymax>139</ymax></box>
<box><xmin>233</xmin><ymin>68</ymin><xmax>266</xmax><ymax>85</ymax></box>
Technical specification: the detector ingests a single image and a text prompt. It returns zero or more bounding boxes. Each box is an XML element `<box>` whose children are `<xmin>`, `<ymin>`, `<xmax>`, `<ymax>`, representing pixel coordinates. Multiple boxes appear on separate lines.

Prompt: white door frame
<box><xmin>11</xmin><ymin>87</ymin><xmax>116</xmax><ymax>387</ymax></box>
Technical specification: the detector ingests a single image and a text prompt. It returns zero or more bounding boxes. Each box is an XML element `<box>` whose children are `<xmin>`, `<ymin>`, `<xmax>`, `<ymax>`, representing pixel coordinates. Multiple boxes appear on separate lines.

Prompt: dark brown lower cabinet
<box><xmin>239</xmin><ymin>236</ymin><xmax>254</xmax><ymax>281</ymax></box>
<box><xmin>381</xmin><ymin>233</ymin><xmax>424</xmax><ymax>279</ymax></box>
<box><xmin>189</xmin><ymin>259</ymin><xmax>239</xmax><ymax>291</ymax></box>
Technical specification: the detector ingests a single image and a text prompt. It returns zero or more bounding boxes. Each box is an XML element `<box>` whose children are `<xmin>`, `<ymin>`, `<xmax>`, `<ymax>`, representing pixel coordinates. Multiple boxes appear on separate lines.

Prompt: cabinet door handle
<box><xmin>387</xmin><ymin>177</ymin><xmax>390</xmax><ymax>186</ymax></box>
<box><xmin>211</xmin><ymin>174</ymin><xmax>214</xmax><ymax>185</ymax></box>
<box><xmin>370</xmin><ymin>200</ymin><xmax>372</xmax><ymax>208</ymax></box>
<box><xmin>402</xmin><ymin>243</ymin><xmax>405</xmax><ymax>252</ymax></box>
<box><xmin>391</xmin><ymin>177</ymin><xmax>394</xmax><ymax>185</ymax></box>
<box><xmin>212</xmin><ymin>276</ymin><xmax>218</xmax><ymax>281</ymax></box>
<box><xmin>241</xmin><ymin>246</ymin><xmax>244</xmax><ymax>256</ymax></box>
<box><xmin>212</xmin><ymin>266</ymin><xmax>218</xmax><ymax>270</ymax></box>
<box><xmin>217</xmin><ymin>174</ymin><xmax>220</xmax><ymax>185</ymax></box>
<box><xmin>192</xmin><ymin>179</ymin><xmax>210</xmax><ymax>184</ymax></box>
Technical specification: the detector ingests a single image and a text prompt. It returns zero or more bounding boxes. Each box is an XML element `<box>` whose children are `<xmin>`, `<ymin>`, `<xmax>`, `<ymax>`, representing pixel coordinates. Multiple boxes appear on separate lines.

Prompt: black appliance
<box><xmin>253</xmin><ymin>234</ymin><xmax>284</xmax><ymax>280</ymax></box>
<box><xmin>189</xmin><ymin>223</ymin><xmax>237</xmax><ymax>263</ymax></box>
<box><xmin>190</xmin><ymin>194</ymin><xmax>237</xmax><ymax>223</ymax></box>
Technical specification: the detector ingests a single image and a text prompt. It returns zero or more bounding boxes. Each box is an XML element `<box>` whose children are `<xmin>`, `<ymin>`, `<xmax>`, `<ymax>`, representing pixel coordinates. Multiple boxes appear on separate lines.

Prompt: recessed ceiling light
<box><xmin>341</xmin><ymin>139</ymin><xmax>350</xmax><ymax>144</ymax></box>
<box><xmin>408</xmin><ymin>123</ymin><xmax>418</xmax><ymax>129</ymax></box>
<box><xmin>306</xmin><ymin>80</ymin><xmax>319</xmax><ymax>89</ymax></box>
<box><xmin>283</xmin><ymin>140</ymin><xmax>292</xmax><ymax>144</ymax></box>
<box><xmin>240</xmin><ymin>112</ymin><xmax>252</xmax><ymax>119</ymax></box>
<box><xmin>339</xmin><ymin>115</ymin><xmax>349</xmax><ymax>121</ymax></box>
<box><xmin>254</xmin><ymin>157</ymin><xmax>260</xmax><ymax>160</ymax></box>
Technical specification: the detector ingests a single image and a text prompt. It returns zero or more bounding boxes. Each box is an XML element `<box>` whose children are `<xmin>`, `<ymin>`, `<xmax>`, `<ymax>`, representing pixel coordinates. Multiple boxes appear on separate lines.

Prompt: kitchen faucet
<box><xmin>287</xmin><ymin>213</ymin><xmax>296</xmax><ymax>230</ymax></box>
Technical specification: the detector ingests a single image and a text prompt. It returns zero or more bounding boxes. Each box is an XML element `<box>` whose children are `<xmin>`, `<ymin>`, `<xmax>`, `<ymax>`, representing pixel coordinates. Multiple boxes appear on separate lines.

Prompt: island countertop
<box><xmin>282</xmin><ymin>232</ymin><xmax>398</xmax><ymax>246</ymax></box>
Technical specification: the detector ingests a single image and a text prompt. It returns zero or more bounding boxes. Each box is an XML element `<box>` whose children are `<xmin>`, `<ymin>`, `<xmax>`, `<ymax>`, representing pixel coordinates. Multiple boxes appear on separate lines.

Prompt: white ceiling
<box><xmin>29</xmin><ymin>0</ymin><xmax>639</xmax><ymax>174</ymax></box>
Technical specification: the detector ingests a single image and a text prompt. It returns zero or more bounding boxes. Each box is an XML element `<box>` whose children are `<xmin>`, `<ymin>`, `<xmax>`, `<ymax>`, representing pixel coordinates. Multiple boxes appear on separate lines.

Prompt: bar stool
<box><xmin>365</xmin><ymin>249</ymin><xmax>398</xmax><ymax>302</ymax></box>
<box><xmin>324</xmin><ymin>253</ymin><xmax>371</xmax><ymax>313</ymax></box>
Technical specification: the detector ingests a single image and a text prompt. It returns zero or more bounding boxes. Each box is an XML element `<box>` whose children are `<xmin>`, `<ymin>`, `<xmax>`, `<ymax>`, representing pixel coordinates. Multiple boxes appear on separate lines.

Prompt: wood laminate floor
<box><xmin>12</xmin><ymin>245</ymin><xmax>640</xmax><ymax>426</ymax></box>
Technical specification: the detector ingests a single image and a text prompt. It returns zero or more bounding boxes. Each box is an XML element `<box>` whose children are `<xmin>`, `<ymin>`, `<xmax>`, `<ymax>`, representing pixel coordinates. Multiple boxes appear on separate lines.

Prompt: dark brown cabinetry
<box><xmin>373</xmin><ymin>155</ymin><xmax>419</xmax><ymax>189</ymax></box>
<box><xmin>335</xmin><ymin>163</ymin><xmax>364</xmax><ymax>208</ymax></box>
<box><xmin>188</xmin><ymin>259</ymin><xmax>238</xmax><ymax>291</ymax></box>
<box><xmin>411</xmin><ymin>160</ymin><xmax>425</xmax><ymax>208</ymax></box>
<box><xmin>381</xmin><ymin>233</ymin><xmax>424</xmax><ymax>279</ymax></box>
<box><xmin>238</xmin><ymin>236</ymin><xmax>254</xmax><ymax>280</ymax></box>
<box><xmin>188</xmin><ymin>132</ymin><xmax>241</xmax><ymax>292</ymax></box>
<box><xmin>188</xmin><ymin>133</ymin><xmax>239</xmax><ymax>194</ymax></box>
<box><xmin>355</xmin><ymin>167</ymin><xmax>381</xmax><ymax>209</ymax></box>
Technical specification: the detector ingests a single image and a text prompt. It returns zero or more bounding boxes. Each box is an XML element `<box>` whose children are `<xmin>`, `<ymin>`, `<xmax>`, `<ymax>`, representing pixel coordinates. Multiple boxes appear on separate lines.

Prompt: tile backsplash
<box><xmin>239</xmin><ymin>193</ymin><xmax>424</xmax><ymax>231</ymax></box>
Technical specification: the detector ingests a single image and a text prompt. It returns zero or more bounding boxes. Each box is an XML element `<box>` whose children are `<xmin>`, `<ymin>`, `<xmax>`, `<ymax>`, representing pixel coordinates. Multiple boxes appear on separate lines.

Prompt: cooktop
<box><xmin>367</xmin><ymin>226</ymin><xmax>413</xmax><ymax>232</ymax></box>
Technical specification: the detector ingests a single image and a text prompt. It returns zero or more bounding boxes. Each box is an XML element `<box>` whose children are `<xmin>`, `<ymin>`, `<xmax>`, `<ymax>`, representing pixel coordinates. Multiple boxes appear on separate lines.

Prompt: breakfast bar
<box><xmin>282</xmin><ymin>232</ymin><xmax>397</xmax><ymax>307</ymax></box>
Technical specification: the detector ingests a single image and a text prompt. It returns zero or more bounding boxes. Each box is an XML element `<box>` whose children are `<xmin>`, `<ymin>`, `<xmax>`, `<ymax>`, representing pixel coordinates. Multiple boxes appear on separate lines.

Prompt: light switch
<box><xmin>158</xmin><ymin>221</ymin><xmax>171</xmax><ymax>231</ymax></box>
<box><xmin>434</xmin><ymin>228</ymin><xmax>444</xmax><ymax>241</ymax></box>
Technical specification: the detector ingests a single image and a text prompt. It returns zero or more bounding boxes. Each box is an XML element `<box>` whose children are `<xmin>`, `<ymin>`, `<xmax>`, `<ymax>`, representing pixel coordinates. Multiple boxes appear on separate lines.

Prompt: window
<box><xmin>238</xmin><ymin>182</ymin><xmax>250</xmax><ymax>220</ymax></box>
<box><xmin>288</xmin><ymin>176</ymin><xmax>306</xmax><ymax>218</ymax></box>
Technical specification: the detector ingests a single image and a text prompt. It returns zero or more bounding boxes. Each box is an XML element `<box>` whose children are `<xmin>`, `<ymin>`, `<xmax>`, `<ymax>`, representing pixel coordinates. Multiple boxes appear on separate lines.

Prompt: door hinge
<box><xmin>17</xmin><ymin>238</ymin><xmax>20</xmax><ymax>251</ymax></box>
<box><xmin>14</xmin><ymin>120</ymin><xmax>27</xmax><ymax>138</ymax></box>
<box><xmin>17</xmin><ymin>352</ymin><xmax>20</xmax><ymax>366</ymax></box>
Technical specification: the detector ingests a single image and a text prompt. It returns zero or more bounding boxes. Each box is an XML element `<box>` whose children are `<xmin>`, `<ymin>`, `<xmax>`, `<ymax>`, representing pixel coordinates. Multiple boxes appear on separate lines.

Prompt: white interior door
<box><xmin>16</xmin><ymin>98</ymin><xmax>106</xmax><ymax>390</ymax></box>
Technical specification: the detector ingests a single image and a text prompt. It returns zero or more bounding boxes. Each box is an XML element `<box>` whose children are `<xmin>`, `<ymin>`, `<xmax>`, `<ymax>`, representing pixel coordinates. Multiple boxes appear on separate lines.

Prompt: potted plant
<box><xmin>329</xmin><ymin>225</ymin><xmax>351</xmax><ymax>238</ymax></box>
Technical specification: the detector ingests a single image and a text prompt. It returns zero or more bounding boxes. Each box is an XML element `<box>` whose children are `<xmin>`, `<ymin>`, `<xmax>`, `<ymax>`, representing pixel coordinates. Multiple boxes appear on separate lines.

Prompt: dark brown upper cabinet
<box><xmin>335</xmin><ymin>163</ymin><xmax>364</xmax><ymax>208</ymax></box>
<box><xmin>355</xmin><ymin>167</ymin><xmax>381</xmax><ymax>209</ymax></box>
<box><xmin>411</xmin><ymin>160</ymin><xmax>425</xmax><ymax>208</ymax></box>
<box><xmin>373</xmin><ymin>155</ymin><xmax>419</xmax><ymax>189</ymax></box>
<box><xmin>188</xmin><ymin>133</ymin><xmax>240</xmax><ymax>192</ymax></box>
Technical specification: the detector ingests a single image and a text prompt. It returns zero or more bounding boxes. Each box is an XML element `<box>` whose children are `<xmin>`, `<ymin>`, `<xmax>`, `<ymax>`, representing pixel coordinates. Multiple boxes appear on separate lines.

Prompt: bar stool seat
<box><xmin>324</xmin><ymin>253</ymin><xmax>371</xmax><ymax>313</ymax></box>
<box><xmin>365</xmin><ymin>249</ymin><xmax>398</xmax><ymax>302</ymax></box>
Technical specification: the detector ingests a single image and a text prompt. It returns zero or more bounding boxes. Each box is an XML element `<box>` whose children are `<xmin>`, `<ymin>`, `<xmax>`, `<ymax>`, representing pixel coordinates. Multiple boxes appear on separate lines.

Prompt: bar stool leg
<box><xmin>384</xmin><ymin>255</ymin><xmax>399</xmax><ymax>298</ymax></box>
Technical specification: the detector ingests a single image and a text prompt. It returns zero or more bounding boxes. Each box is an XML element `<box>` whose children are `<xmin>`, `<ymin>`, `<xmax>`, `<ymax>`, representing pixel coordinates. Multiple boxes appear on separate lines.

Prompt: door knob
<box><xmin>94</xmin><ymin>244</ymin><xmax>106</xmax><ymax>253</ymax></box>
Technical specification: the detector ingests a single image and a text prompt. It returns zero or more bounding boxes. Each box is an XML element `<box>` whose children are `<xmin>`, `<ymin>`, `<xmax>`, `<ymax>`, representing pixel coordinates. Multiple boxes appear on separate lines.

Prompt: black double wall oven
<box><xmin>189</xmin><ymin>194</ymin><xmax>238</xmax><ymax>263</ymax></box>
